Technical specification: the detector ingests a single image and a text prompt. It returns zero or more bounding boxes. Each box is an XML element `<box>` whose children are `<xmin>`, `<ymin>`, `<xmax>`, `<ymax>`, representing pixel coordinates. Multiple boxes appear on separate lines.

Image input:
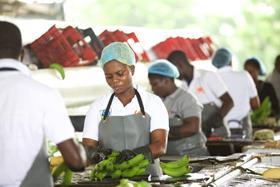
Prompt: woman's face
<box><xmin>149</xmin><ymin>75</ymin><xmax>168</xmax><ymax>98</ymax></box>
<box><xmin>244</xmin><ymin>62</ymin><xmax>259</xmax><ymax>81</ymax></box>
<box><xmin>103</xmin><ymin>60</ymin><xmax>134</xmax><ymax>95</ymax></box>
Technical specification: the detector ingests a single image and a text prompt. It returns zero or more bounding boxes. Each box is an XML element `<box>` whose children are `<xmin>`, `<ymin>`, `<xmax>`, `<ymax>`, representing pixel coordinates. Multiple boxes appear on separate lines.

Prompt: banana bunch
<box><xmin>116</xmin><ymin>179</ymin><xmax>151</xmax><ymax>187</ymax></box>
<box><xmin>52</xmin><ymin>162</ymin><xmax>73</xmax><ymax>185</ymax></box>
<box><xmin>50</xmin><ymin>156</ymin><xmax>64</xmax><ymax>172</ymax></box>
<box><xmin>160</xmin><ymin>155</ymin><xmax>192</xmax><ymax>178</ymax></box>
<box><xmin>91</xmin><ymin>152</ymin><xmax>149</xmax><ymax>181</ymax></box>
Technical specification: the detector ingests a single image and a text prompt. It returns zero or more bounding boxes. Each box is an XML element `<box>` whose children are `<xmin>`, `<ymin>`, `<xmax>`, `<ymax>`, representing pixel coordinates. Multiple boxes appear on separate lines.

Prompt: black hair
<box><xmin>244</xmin><ymin>58</ymin><xmax>261</xmax><ymax>72</ymax></box>
<box><xmin>0</xmin><ymin>21</ymin><xmax>22</xmax><ymax>59</ymax></box>
<box><xmin>167</xmin><ymin>50</ymin><xmax>190</xmax><ymax>64</ymax></box>
<box><xmin>148</xmin><ymin>73</ymin><xmax>174</xmax><ymax>82</ymax></box>
<box><xmin>275</xmin><ymin>54</ymin><xmax>280</xmax><ymax>64</ymax></box>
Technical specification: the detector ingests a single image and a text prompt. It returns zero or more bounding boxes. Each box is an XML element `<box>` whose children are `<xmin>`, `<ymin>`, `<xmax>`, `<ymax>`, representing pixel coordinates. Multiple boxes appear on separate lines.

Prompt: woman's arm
<box><xmin>149</xmin><ymin>129</ymin><xmax>168</xmax><ymax>158</ymax></box>
<box><xmin>82</xmin><ymin>138</ymin><xmax>98</xmax><ymax>149</ymax></box>
<box><xmin>169</xmin><ymin>116</ymin><xmax>199</xmax><ymax>140</ymax></box>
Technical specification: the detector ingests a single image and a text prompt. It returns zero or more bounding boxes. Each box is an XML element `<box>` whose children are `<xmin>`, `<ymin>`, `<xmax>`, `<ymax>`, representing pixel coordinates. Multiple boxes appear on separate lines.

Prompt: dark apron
<box><xmin>98</xmin><ymin>89</ymin><xmax>162</xmax><ymax>177</ymax></box>
<box><xmin>167</xmin><ymin>117</ymin><xmax>209</xmax><ymax>157</ymax></box>
<box><xmin>20</xmin><ymin>141</ymin><xmax>53</xmax><ymax>187</ymax></box>
<box><xmin>201</xmin><ymin>103</ymin><xmax>230</xmax><ymax>138</ymax></box>
<box><xmin>229</xmin><ymin>115</ymin><xmax>252</xmax><ymax>139</ymax></box>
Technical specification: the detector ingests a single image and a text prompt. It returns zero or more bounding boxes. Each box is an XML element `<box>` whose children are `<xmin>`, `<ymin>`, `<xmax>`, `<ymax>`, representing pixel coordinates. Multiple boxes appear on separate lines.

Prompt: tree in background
<box><xmin>64</xmin><ymin>0</ymin><xmax>280</xmax><ymax>72</ymax></box>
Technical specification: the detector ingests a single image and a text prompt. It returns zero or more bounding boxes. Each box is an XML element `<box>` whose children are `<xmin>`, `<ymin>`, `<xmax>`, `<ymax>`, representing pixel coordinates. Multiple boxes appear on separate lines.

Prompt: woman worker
<box><xmin>148</xmin><ymin>59</ymin><xmax>209</xmax><ymax>156</ymax></box>
<box><xmin>82</xmin><ymin>42</ymin><xmax>169</xmax><ymax>177</ymax></box>
<box><xmin>244</xmin><ymin>57</ymin><xmax>279</xmax><ymax>118</ymax></box>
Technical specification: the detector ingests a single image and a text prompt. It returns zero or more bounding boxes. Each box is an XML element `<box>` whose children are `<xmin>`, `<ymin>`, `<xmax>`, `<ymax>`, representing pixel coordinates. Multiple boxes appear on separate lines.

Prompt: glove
<box><xmin>133</xmin><ymin>145</ymin><xmax>153</xmax><ymax>163</ymax></box>
<box><xmin>117</xmin><ymin>149</ymin><xmax>136</xmax><ymax>163</ymax></box>
<box><xmin>85</xmin><ymin>146</ymin><xmax>106</xmax><ymax>164</ymax></box>
<box><xmin>98</xmin><ymin>147</ymin><xmax>113</xmax><ymax>157</ymax></box>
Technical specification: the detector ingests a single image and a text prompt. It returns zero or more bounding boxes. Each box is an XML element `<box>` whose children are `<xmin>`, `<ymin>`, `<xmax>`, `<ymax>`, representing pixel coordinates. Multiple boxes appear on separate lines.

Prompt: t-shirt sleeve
<box><xmin>149</xmin><ymin>96</ymin><xmax>169</xmax><ymax>132</ymax></box>
<box><xmin>43</xmin><ymin>90</ymin><xmax>75</xmax><ymax>144</ymax></box>
<box><xmin>245</xmin><ymin>72</ymin><xmax>258</xmax><ymax>98</ymax></box>
<box><xmin>206</xmin><ymin>72</ymin><xmax>228</xmax><ymax>98</ymax></box>
<box><xmin>180</xmin><ymin>92</ymin><xmax>203</xmax><ymax>118</ymax></box>
<box><xmin>82</xmin><ymin>101</ymin><xmax>101</xmax><ymax>141</ymax></box>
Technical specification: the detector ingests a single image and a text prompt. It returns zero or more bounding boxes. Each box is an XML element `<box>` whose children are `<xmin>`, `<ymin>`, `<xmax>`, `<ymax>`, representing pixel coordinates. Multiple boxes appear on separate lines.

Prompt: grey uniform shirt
<box><xmin>163</xmin><ymin>88</ymin><xmax>203</xmax><ymax>120</ymax></box>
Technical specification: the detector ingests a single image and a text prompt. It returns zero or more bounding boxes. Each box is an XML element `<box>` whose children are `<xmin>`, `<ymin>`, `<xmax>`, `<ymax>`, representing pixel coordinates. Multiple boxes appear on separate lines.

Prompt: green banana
<box><xmin>95</xmin><ymin>171</ymin><xmax>107</xmax><ymax>181</ymax></box>
<box><xmin>62</xmin><ymin>168</ymin><xmax>73</xmax><ymax>185</ymax></box>
<box><xmin>49</xmin><ymin>63</ymin><xmax>65</xmax><ymax>80</ymax></box>
<box><xmin>127</xmin><ymin>154</ymin><xmax>145</xmax><ymax>167</ymax></box>
<box><xmin>160</xmin><ymin>155</ymin><xmax>189</xmax><ymax>169</ymax></box>
<box><xmin>121</xmin><ymin>167</ymin><xmax>139</xmax><ymax>178</ymax></box>
<box><xmin>115</xmin><ymin>161</ymin><xmax>130</xmax><ymax>170</ymax></box>
<box><xmin>111</xmin><ymin>169</ymin><xmax>122</xmax><ymax>179</ymax></box>
<box><xmin>109</xmin><ymin>150</ymin><xmax>120</xmax><ymax>158</ymax></box>
<box><xmin>138</xmin><ymin>159</ymin><xmax>149</xmax><ymax>169</ymax></box>
<box><xmin>135</xmin><ymin>181</ymin><xmax>152</xmax><ymax>187</ymax></box>
<box><xmin>135</xmin><ymin>167</ymin><xmax>146</xmax><ymax>175</ymax></box>
<box><xmin>162</xmin><ymin>165</ymin><xmax>191</xmax><ymax>178</ymax></box>
<box><xmin>116</xmin><ymin>179</ymin><xmax>151</xmax><ymax>187</ymax></box>
<box><xmin>52</xmin><ymin>162</ymin><xmax>67</xmax><ymax>182</ymax></box>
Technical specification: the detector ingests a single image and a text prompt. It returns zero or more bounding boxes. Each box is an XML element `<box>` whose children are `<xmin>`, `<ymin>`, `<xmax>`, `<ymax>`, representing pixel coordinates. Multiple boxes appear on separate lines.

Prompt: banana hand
<box><xmin>161</xmin><ymin>165</ymin><xmax>192</xmax><ymax>178</ymax></box>
<box><xmin>160</xmin><ymin>155</ymin><xmax>189</xmax><ymax>169</ymax></box>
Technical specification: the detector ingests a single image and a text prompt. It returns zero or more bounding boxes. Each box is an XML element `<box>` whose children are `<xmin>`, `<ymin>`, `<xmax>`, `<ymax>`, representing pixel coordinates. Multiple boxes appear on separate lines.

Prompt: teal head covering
<box><xmin>212</xmin><ymin>48</ymin><xmax>232</xmax><ymax>68</ymax></box>
<box><xmin>148</xmin><ymin>59</ymin><xmax>179</xmax><ymax>78</ymax></box>
<box><xmin>98</xmin><ymin>42</ymin><xmax>136</xmax><ymax>67</ymax></box>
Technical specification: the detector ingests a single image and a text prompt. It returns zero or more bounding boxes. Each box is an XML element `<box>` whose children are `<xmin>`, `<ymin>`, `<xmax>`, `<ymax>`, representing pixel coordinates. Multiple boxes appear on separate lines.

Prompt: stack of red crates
<box><xmin>98</xmin><ymin>30</ymin><xmax>150</xmax><ymax>62</ymax></box>
<box><xmin>30</xmin><ymin>25</ymin><xmax>98</xmax><ymax>68</ymax></box>
<box><xmin>152</xmin><ymin>36</ymin><xmax>214</xmax><ymax>61</ymax></box>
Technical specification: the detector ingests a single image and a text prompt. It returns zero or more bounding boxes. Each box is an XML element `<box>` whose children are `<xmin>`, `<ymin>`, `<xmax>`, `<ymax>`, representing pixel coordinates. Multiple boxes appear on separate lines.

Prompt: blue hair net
<box><xmin>245</xmin><ymin>57</ymin><xmax>266</xmax><ymax>76</ymax></box>
<box><xmin>148</xmin><ymin>59</ymin><xmax>179</xmax><ymax>78</ymax></box>
<box><xmin>98</xmin><ymin>42</ymin><xmax>136</xmax><ymax>67</ymax></box>
<box><xmin>212</xmin><ymin>48</ymin><xmax>232</xmax><ymax>68</ymax></box>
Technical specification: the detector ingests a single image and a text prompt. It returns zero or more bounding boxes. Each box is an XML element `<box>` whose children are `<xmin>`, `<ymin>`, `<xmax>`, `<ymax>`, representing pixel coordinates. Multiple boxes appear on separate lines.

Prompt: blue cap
<box><xmin>148</xmin><ymin>59</ymin><xmax>179</xmax><ymax>78</ymax></box>
<box><xmin>245</xmin><ymin>57</ymin><xmax>266</xmax><ymax>76</ymax></box>
<box><xmin>98</xmin><ymin>42</ymin><xmax>136</xmax><ymax>67</ymax></box>
<box><xmin>212</xmin><ymin>48</ymin><xmax>232</xmax><ymax>68</ymax></box>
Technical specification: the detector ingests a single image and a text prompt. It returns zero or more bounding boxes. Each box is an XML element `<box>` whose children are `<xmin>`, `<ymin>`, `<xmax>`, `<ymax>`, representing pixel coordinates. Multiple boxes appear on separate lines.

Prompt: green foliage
<box><xmin>251</xmin><ymin>97</ymin><xmax>272</xmax><ymax>125</ymax></box>
<box><xmin>65</xmin><ymin>0</ymin><xmax>280</xmax><ymax>72</ymax></box>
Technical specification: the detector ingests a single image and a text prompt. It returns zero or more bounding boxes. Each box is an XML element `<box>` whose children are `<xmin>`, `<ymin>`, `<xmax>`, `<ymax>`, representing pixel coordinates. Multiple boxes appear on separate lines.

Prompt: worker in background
<box><xmin>267</xmin><ymin>54</ymin><xmax>280</xmax><ymax>112</ymax></box>
<box><xmin>83</xmin><ymin>42</ymin><xmax>169</xmax><ymax>177</ymax></box>
<box><xmin>0</xmin><ymin>21</ymin><xmax>86</xmax><ymax>187</ymax></box>
<box><xmin>212</xmin><ymin>48</ymin><xmax>260</xmax><ymax>139</ymax></box>
<box><xmin>148</xmin><ymin>59</ymin><xmax>209</xmax><ymax>156</ymax></box>
<box><xmin>167</xmin><ymin>50</ymin><xmax>234</xmax><ymax>138</ymax></box>
<box><xmin>244</xmin><ymin>57</ymin><xmax>279</xmax><ymax>118</ymax></box>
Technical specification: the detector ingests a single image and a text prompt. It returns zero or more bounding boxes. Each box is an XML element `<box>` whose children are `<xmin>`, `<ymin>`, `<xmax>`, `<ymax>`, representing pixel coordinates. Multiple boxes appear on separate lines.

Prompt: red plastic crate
<box><xmin>98</xmin><ymin>30</ymin><xmax>150</xmax><ymax>62</ymax></box>
<box><xmin>62</xmin><ymin>26</ymin><xmax>97</xmax><ymax>66</ymax></box>
<box><xmin>127</xmin><ymin>32</ymin><xmax>150</xmax><ymax>62</ymax></box>
<box><xmin>152</xmin><ymin>36</ymin><xmax>214</xmax><ymax>61</ymax></box>
<box><xmin>30</xmin><ymin>25</ymin><xmax>96</xmax><ymax>68</ymax></box>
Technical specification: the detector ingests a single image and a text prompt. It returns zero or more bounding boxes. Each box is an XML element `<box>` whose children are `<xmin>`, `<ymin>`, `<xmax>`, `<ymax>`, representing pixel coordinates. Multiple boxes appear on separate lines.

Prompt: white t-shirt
<box><xmin>83</xmin><ymin>86</ymin><xmax>169</xmax><ymax>141</ymax></box>
<box><xmin>179</xmin><ymin>68</ymin><xmax>228</xmax><ymax>107</ymax></box>
<box><xmin>0</xmin><ymin>59</ymin><xmax>75</xmax><ymax>187</ymax></box>
<box><xmin>217</xmin><ymin>67</ymin><xmax>258</xmax><ymax>125</ymax></box>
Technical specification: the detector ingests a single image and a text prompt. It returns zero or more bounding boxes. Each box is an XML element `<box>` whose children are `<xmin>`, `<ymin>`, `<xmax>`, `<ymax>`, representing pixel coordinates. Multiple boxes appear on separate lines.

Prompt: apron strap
<box><xmin>134</xmin><ymin>88</ymin><xmax>145</xmax><ymax>116</ymax></box>
<box><xmin>103</xmin><ymin>93</ymin><xmax>115</xmax><ymax>121</ymax></box>
<box><xmin>102</xmin><ymin>88</ymin><xmax>146</xmax><ymax>120</ymax></box>
<box><xmin>0</xmin><ymin>67</ymin><xmax>18</xmax><ymax>71</ymax></box>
